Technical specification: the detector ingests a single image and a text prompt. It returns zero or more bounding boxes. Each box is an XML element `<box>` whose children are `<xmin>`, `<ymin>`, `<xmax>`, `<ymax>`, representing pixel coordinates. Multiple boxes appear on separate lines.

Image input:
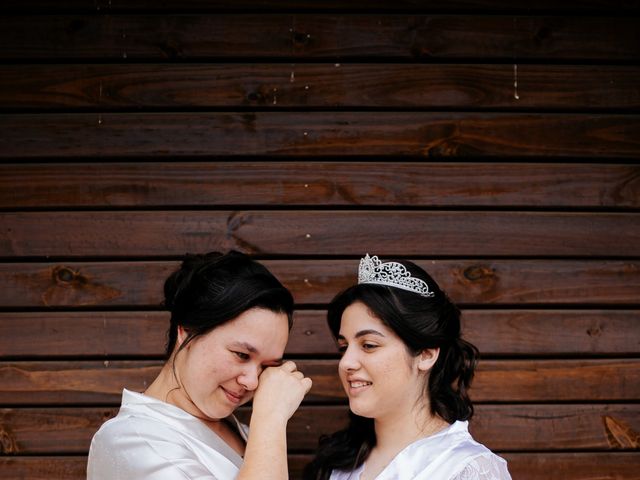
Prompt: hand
<box><xmin>251</xmin><ymin>361</ymin><xmax>312</xmax><ymax>423</ymax></box>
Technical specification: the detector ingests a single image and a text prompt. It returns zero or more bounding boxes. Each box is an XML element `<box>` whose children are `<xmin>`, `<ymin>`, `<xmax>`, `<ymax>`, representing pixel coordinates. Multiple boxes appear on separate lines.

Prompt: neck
<box><xmin>145</xmin><ymin>360</ymin><xmax>197</xmax><ymax>413</ymax></box>
<box><xmin>373</xmin><ymin>404</ymin><xmax>449</xmax><ymax>454</ymax></box>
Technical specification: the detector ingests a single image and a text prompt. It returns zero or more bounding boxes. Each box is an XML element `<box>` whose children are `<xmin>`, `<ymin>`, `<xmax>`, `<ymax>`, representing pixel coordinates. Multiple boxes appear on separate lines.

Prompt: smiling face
<box><xmin>170</xmin><ymin>307</ymin><xmax>289</xmax><ymax>421</ymax></box>
<box><xmin>337</xmin><ymin>301</ymin><xmax>437</xmax><ymax>423</ymax></box>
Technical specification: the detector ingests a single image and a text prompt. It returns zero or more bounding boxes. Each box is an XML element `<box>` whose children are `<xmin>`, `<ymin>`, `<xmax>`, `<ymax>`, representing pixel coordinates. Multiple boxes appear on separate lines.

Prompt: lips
<box><xmin>345</xmin><ymin>378</ymin><xmax>372</xmax><ymax>395</ymax></box>
<box><xmin>221</xmin><ymin>386</ymin><xmax>243</xmax><ymax>404</ymax></box>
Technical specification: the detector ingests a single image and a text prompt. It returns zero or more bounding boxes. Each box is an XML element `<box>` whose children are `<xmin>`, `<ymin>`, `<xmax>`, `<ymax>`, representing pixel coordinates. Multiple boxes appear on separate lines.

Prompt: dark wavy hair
<box><xmin>163</xmin><ymin>250</ymin><xmax>294</xmax><ymax>359</ymax></box>
<box><xmin>303</xmin><ymin>259</ymin><xmax>478</xmax><ymax>480</ymax></box>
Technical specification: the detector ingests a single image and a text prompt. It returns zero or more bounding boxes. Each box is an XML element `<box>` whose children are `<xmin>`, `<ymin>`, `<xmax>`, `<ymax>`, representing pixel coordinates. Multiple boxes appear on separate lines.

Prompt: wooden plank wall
<box><xmin>1</xmin><ymin>1</ymin><xmax>639</xmax><ymax>479</ymax></box>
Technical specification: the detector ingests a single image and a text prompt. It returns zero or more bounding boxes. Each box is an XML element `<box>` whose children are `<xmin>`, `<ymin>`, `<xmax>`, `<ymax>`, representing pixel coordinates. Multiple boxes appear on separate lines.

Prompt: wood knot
<box><xmin>53</xmin><ymin>266</ymin><xmax>84</xmax><ymax>285</ymax></box>
<box><xmin>291</xmin><ymin>31</ymin><xmax>311</xmax><ymax>45</ymax></box>
<box><xmin>586</xmin><ymin>326</ymin><xmax>602</xmax><ymax>337</ymax></box>
<box><xmin>0</xmin><ymin>426</ymin><xmax>18</xmax><ymax>454</ymax></box>
<box><xmin>463</xmin><ymin>265</ymin><xmax>495</xmax><ymax>282</ymax></box>
<box><xmin>534</xmin><ymin>26</ymin><xmax>552</xmax><ymax>42</ymax></box>
<box><xmin>603</xmin><ymin>416</ymin><xmax>640</xmax><ymax>448</ymax></box>
<box><xmin>246</xmin><ymin>92</ymin><xmax>265</xmax><ymax>103</ymax></box>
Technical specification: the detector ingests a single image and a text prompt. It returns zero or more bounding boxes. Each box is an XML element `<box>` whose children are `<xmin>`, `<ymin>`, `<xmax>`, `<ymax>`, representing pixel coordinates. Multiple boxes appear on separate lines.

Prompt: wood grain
<box><xmin>2</xmin><ymin>453</ymin><xmax>639</xmax><ymax>480</ymax></box>
<box><xmin>2</xmin><ymin>64</ymin><xmax>639</xmax><ymax>110</ymax></box>
<box><xmin>1</xmin><ymin>259</ymin><xmax>638</xmax><ymax>307</ymax></box>
<box><xmin>1</xmin><ymin>310</ymin><xmax>638</xmax><ymax>358</ymax></box>
<box><xmin>2</xmin><ymin>211</ymin><xmax>639</xmax><ymax>257</ymax></box>
<box><xmin>2</xmin><ymin>162</ymin><xmax>639</xmax><ymax>208</ymax></box>
<box><xmin>2</xmin><ymin>404</ymin><xmax>638</xmax><ymax>454</ymax></box>
<box><xmin>2</xmin><ymin>1</ymin><xmax>639</xmax><ymax>13</ymax></box>
<box><xmin>0</xmin><ymin>15</ymin><xmax>638</xmax><ymax>60</ymax></box>
<box><xmin>1</xmin><ymin>359</ymin><xmax>637</xmax><ymax>404</ymax></box>
<box><xmin>2</xmin><ymin>112</ymin><xmax>639</xmax><ymax>158</ymax></box>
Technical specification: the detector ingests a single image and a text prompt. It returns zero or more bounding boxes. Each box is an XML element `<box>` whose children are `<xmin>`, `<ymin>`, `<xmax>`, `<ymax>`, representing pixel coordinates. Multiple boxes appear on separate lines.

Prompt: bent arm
<box><xmin>236</xmin><ymin>362</ymin><xmax>312</xmax><ymax>480</ymax></box>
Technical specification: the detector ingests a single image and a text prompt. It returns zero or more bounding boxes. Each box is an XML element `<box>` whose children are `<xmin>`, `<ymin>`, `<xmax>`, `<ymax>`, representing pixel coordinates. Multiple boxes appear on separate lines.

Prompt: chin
<box><xmin>348</xmin><ymin>400</ymin><xmax>375</xmax><ymax>419</ymax></box>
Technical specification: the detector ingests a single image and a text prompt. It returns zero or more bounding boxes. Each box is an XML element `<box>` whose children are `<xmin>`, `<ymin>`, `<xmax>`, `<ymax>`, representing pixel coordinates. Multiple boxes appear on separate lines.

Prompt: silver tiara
<box><xmin>358</xmin><ymin>254</ymin><xmax>435</xmax><ymax>297</ymax></box>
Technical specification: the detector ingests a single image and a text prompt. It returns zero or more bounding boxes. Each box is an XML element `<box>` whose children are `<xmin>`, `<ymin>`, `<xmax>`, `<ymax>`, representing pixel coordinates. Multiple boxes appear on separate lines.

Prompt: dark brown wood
<box><xmin>2</xmin><ymin>211</ymin><xmax>639</xmax><ymax>257</ymax></box>
<box><xmin>3</xmin><ymin>453</ymin><xmax>639</xmax><ymax>480</ymax></box>
<box><xmin>0</xmin><ymin>456</ymin><xmax>88</xmax><ymax>480</ymax></box>
<box><xmin>1</xmin><ymin>113</ymin><xmax>639</xmax><ymax>158</ymax></box>
<box><xmin>1</xmin><ymin>259</ymin><xmax>639</xmax><ymax>307</ymax></box>
<box><xmin>3</xmin><ymin>1</ymin><xmax>639</xmax><ymax>13</ymax></box>
<box><xmin>459</xmin><ymin>310</ymin><xmax>640</xmax><ymax>356</ymax></box>
<box><xmin>0</xmin><ymin>407</ymin><xmax>117</xmax><ymax>454</ymax></box>
<box><xmin>499</xmin><ymin>453</ymin><xmax>640</xmax><ymax>480</ymax></box>
<box><xmin>1</xmin><ymin>359</ymin><xmax>638</xmax><ymax>405</ymax></box>
<box><xmin>2</xmin><ymin>404</ymin><xmax>638</xmax><ymax>454</ymax></box>
<box><xmin>2</xmin><ymin>162</ymin><xmax>639</xmax><ymax>208</ymax></box>
<box><xmin>0</xmin><ymin>15</ymin><xmax>638</xmax><ymax>60</ymax></box>
<box><xmin>3</xmin><ymin>64</ymin><xmax>640</xmax><ymax>110</ymax></box>
<box><xmin>2</xmin><ymin>309</ymin><xmax>638</xmax><ymax>358</ymax></box>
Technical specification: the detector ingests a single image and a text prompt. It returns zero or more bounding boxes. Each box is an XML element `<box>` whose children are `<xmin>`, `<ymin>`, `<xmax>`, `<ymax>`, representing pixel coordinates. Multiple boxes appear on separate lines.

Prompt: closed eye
<box><xmin>362</xmin><ymin>343</ymin><xmax>378</xmax><ymax>351</ymax></box>
<box><xmin>233</xmin><ymin>351</ymin><xmax>250</xmax><ymax>360</ymax></box>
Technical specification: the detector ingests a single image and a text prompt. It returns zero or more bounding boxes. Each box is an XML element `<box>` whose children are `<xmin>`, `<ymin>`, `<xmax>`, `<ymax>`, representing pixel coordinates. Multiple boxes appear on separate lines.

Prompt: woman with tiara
<box><xmin>304</xmin><ymin>254</ymin><xmax>512</xmax><ymax>480</ymax></box>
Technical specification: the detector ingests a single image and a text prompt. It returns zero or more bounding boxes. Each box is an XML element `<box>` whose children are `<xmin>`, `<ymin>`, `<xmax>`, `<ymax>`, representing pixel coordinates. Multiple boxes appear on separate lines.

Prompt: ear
<box><xmin>417</xmin><ymin>348</ymin><xmax>440</xmax><ymax>372</ymax></box>
<box><xmin>177</xmin><ymin>325</ymin><xmax>189</xmax><ymax>348</ymax></box>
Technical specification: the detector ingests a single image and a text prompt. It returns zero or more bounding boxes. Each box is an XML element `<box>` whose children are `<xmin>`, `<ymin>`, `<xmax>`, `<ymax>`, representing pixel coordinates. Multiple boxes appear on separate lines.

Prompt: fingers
<box><xmin>301</xmin><ymin>377</ymin><xmax>313</xmax><ymax>393</ymax></box>
<box><xmin>266</xmin><ymin>360</ymin><xmax>310</xmax><ymax>386</ymax></box>
<box><xmin>280</xmin><ymin>360</ymin><xmax>297</xmax><ymax>372</ymax></box>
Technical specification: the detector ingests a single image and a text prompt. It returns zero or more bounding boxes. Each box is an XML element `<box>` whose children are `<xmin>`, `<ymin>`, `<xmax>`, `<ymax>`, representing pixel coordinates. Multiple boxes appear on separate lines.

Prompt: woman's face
<box><xmin>172</xmin><ymin>307</ymin><xmax>289</xmax><ymax>421</ymax></box>
<box><xmin>337</xmin><ymin>301</ymin><xmax>430</xmax><ymax>422</ymax></box>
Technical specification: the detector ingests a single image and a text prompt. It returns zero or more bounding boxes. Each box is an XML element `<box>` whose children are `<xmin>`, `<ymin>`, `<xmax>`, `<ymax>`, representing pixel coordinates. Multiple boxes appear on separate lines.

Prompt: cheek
<box><xmin>185</xmin><ymin>351</ymin><xmax>226</xmax><ymax>385</ymax></box>
<box><xmin>376</xmin><ymin>353</ymin><xmax>410</xmax><ymax>385</ymax></box>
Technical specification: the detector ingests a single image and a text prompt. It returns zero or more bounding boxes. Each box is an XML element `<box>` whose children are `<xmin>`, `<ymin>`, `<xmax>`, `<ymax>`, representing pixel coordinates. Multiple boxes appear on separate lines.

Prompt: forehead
<box><xmin>339</xmin><ymin>302</ymin><xmax>392</xmax><ymax>337</ymax></box>
<box><xmin>214</xmin><ymin>308</ymin><xmax>289</xmax><ymax>354</ymax></box>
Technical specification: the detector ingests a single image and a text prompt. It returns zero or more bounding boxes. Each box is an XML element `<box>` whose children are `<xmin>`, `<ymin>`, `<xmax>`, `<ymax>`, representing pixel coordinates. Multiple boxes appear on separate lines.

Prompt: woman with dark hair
<box><xmin>304</xmin><ymin>254</ymin><xmax>511</xmax><ymax>480</ymax></box>
<box><xmin>88</xmin><ymin>251</ymin><xmax>311</xmax><ymax>480</ymax></box>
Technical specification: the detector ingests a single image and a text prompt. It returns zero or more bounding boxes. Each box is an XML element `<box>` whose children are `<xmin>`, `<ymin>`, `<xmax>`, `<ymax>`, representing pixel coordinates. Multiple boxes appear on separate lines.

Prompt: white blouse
<box><xmin>330</xmin><ymin>421</ymin><xmax>512</xmax><ymax>480</ymax></box>
<box><xmin>87</xmin><ymin>389</ymin><xmax>248</xmax><ymax>480</ymax></box>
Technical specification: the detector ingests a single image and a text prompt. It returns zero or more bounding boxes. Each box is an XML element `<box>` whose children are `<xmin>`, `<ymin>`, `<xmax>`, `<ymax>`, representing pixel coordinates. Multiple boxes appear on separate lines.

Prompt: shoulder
<box><xmin>88</xmin><ymin>413</ymin><xmax>212</xmax><ymax>479</ymax></box>
<box><xmin>441</xmin><ymin>423</ymin><xmax>511</xmax><ymax>479</ymax></box>
<box><xmin>450</xmin><ymin>453</ymin><xmax>512</xmax><ymax>480</ymax></box>
<box><xmin>89</xmin><ymin>406</ymin><xmax>199</xmax><ymax>466</ymax></box>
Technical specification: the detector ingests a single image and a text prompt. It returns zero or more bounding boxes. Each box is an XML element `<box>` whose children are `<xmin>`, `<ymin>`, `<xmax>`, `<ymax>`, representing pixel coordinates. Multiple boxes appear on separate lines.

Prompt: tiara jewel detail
<box><xmin>358</xmin><ymin>254</ymin><xmax>435</xmax><ymax>297</ymax></box>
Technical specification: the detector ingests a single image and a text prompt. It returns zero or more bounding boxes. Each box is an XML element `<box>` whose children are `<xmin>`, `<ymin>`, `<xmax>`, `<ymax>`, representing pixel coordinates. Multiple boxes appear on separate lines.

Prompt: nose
<box><xmin>339</xmin><ymin>345</ymin><xmax>361</xmax><ymax>372</ymax></box>
<box><xmin>237</xmin><ymin>364</ymin><xmax>260</xmax><ymax>391</ymax></box>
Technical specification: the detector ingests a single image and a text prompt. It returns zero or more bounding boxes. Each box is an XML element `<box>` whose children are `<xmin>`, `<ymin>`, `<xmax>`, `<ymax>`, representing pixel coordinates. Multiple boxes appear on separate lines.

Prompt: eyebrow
<box><xmin>232</xmin><ymin>341</ymin><xmax>258</xmax><ymax>354</ymax></box>
<box><xmin>337</xmin><ymin>329</ymin><xmax>386</xmax><ymax>341</ymax></box>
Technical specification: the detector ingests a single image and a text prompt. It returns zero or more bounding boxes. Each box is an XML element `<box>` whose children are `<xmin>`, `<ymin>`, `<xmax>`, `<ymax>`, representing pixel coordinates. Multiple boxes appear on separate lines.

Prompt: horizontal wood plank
<box><xmin>1</xmin><ymin>310</ymin><xmax>638</xmax><ymax>358</ymax></box>
<box><xmin>3</xmin><ymin>1</ymin><xmax>639</xmax><ymax>13</ymax></box>
<box><xmin>1</xmin><ymin>359</ymin><xmax>637</xmax><ymax>404</ymax></box>
<box><xmin>497</xmin><ymin>453</ymin><xmax>640</xmax><ymax>480</ymax></box>
<box><xmin>290</xmin><ymin>453</ymin><xmax>640</xmax><ymax>480</ymax></box>
<box><xmin>2</xmin><ymin>64</ymin><xmax>640</xmax><ymax>110</ymax></box>
<box><xmin>2</xmin><ymin>162</ymin><xmax>639</xmax><ymax>208</ymax></box>
<box><xmin>1</xmin><ymin>259</ymin><xmax>638</xmax><ymax>307</ymax></box>
<box><xmin>0</xmin><ymin>15</ymin><xmax>638</xmax><ymax>60</ymax></box>
<box><xmin>2</xmin><ymin>211</ymin><xmax>639</xmax><ymax>257</ymax></box>
<box><xmin>2</xmin><ymin>113</ymin><xmax>639</xmax><ymax>158</ymax></box>
<box><xmin>0</xmin><ymin>457</ymin><xmax>88</xmax><ymax>480</ymax></box>
<box><xmin>2</xmin><ymin>404</ymin><xmax>638</xmax><ymax>454</ymax></box>
<box><xmin>3</xmin><ymin>453</ymin><xmax>639</xmax><ymax>480</ymax></box>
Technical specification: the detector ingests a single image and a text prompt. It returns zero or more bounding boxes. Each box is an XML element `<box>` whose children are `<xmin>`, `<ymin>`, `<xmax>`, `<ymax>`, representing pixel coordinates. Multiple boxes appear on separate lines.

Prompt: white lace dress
<box><xmin>329</xmin><ymin>421</ymin><xmax>512</xmax><ymax>480</ymax></box>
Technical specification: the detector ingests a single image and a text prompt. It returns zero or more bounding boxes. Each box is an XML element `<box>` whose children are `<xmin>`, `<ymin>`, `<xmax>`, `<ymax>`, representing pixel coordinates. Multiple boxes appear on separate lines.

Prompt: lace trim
<box><xmin>451</xmin><ymin>454</ymin><xmax>512</xmax><ymax>480</ymax></box>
